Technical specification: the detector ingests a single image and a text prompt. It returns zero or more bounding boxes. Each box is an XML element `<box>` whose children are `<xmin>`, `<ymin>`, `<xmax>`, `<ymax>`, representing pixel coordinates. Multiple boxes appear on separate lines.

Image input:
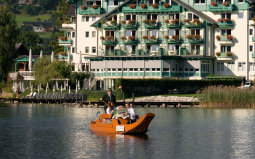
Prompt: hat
<box><xmin>107</xmin><ymin>88</ymin><xmax>112</xmax><ymax>92</ymax></box>
<box><xmin>125</xmin><ymin>102</ymin><xmax>130</xmax><ymax>104</ymax></box>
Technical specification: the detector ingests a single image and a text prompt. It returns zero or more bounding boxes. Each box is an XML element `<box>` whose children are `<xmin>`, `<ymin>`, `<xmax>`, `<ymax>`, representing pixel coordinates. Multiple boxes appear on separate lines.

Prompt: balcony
<box><xmin>101</xmin><ymin>23</ymin><xmax>119</xmax><ymax>30</ymax></box>
<box><xmin>122</xmin><ymin>22</ymin><xmax>137</xmax><ymax>29</ymax></box>
<box><xmin>217</xmin><ymin>20</ymin><xmax>233</xmax><ymax>27</ymax></box>
<box><xmin>180</xmin><ymin>49</ymin><xmax>203</xmax><ymax>55</ymax></box>
<box><xmin>216</xmin><ymin>52</ymin><xmax>234</xmax><ymax>61</ymax></box>
<box><xmin>217</xmin><ymin>35</ymin><xmax>234</xmax><ymax>45</ymax></box>
<box><xmin>144</xmin><ymin>22</ymin><xmax>158</xmax><ymax>29</ymax></box>
<box><xmin>122</xmin><ymin>39</ymin><xmax>137</xmax><ymax>45</ymax></box>
<box><xmin>58</xmin><ymin>39</ymin><xmax>72</xmax><ymax>46</ymax></box>
<box><xmin>184</xmin><ymin>21</ymin><xmax>204</xmax><ymax>28</ymax></box>
<box><xmin>122</xmin><ymin>3</ymin><xmax>181</xmax><ymax>13</ymax></box>
<box><xmin>165</xmin><ymin>49</ymin><xmax>179</xmax><ymax>56</ymax></box>
<box><xmin>252</xmin><ymin>37</ymin><xmax>255</xmax><ymax>42</ymax></box>
<box><xmin>60</xmin><ymin>23</ymin><xmax>76</xmax><ymax>31</ymax></box>
<box><xmin>104</xmin><ymin>50</ymin><xmax>130</xmax><ymax>56</ymax></box>
<box><xmin>186</xmin><ymin>35</ymin><xmax>204</xmax><ymax>44</ymax></box>
<box><xmin>209</xmin><ymin>4</ymin><xmax>234</xmax><ymax>12</ymax></box>
<box><xmin>165</xmin><ymin>38</ymin><xmax>180</xmax><ymax>44</ymax></box>
<box><xmin>252</xmin><ymin>53</ymin><xmax>255</xmax><ymax>60</ymax></box>
<box><xmin>101</xmin><ymin>39</ymin><xmax>115</xmax><ymax>45</ymax></box>
<box><xmin>77</xmin><ymin>6</ymin><xmax>102</xmax><ymax>15</ymax></box>
<box><xmin>58</xmin><ymin>54</ymin><xmax>73</xmax><ymax>60</ymax></box>
<box><xmin>144</xmin><ymin>38</ymin><xmax>158</xmax><ymax>44</ymax></box>
<box><xmin>165</xmin><ymin>22</ymin><xmax>180</xmax><ymax>28</ymax></box>
<box><xmin>19</xmin><ymin>71</ymin><xmax>35</xmax><ymax>80</ymax></box>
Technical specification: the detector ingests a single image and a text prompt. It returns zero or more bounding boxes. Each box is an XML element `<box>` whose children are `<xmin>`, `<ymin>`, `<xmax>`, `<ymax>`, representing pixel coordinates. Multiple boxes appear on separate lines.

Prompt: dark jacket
<box><xmin>101</xmin><ymin>94</ymin><xmax>116</xmax><ymax>112</ymax></box>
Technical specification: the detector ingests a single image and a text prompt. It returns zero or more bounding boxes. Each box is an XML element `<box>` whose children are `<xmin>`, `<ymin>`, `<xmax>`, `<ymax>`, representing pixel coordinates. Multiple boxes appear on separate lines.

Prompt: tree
<box><xmin>50</xmin><ymin>0</ymin><xmax>69</xmax><ymax>53</ymax></box>
<box><xmin>19</xmin><ymin>24</ymin><xmax>33</xmax><ymax>33</ymax></box>
<box><xmin>0</xmin><ymin>3</ymin><xmax>19</xmax><ymax>81</ymax></box>
<box><xmin>36</xmin><ymin>17</ymin><xmax>41</xmax><ymax>22</ymax></box>
<box><xmin>17</xmin><ymin>31</ymin><xmax>43</xmax><ymax>55</ymax></box>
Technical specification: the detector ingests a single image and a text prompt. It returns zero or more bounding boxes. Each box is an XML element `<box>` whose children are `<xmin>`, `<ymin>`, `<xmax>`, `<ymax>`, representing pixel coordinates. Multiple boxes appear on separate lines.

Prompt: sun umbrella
<box><xmin>51</xmin><ymin>51</ymin><xmax>54</xmax><ymax>62</ymax></box>
<box><xmin>67</xmin><ymin>49</ymin><xmax>70</xmax><ymax>64</ymax></box>
<box><xmin>29</xmin><ymin>49</ymin><xmax>32</xmax><ymax>71</ymax></box>
<box><xmin>40</xmin><ymin>50</ymin><xmax>43</xmax><ymax>58</ymax></box>
<box><xmin>79</xmin><ymin>51</ymin><xmax>82</xmax><ymax>71</ymax></box>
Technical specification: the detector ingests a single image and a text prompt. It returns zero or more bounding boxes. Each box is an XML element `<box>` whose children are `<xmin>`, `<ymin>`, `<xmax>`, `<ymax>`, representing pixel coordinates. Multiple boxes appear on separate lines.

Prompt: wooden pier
<box><xmin>8</xmin><ymin>98</ymin><xmax>199</xmax><ymax>107</ymax></box>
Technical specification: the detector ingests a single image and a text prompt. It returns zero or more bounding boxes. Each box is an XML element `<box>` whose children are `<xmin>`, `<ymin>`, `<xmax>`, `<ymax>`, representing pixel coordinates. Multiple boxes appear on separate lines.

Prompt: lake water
<box><xmin>1</xmin><ymin>103</ymin><xmax>255</xmax><ymax>159</ymax></box>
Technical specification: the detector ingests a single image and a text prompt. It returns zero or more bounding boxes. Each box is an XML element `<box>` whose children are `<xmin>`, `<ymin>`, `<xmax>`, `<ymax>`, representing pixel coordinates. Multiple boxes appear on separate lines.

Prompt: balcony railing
<box><xmin>101</xmin><ymin>39</ymin><xmax>115</xmax><ymax>45</ymax></box>
<box><xmin>218</xmin><ymin>35</ymin><xmax>234</xmax><ymax>45</ymax></box>
<box><xmin>77</xmin><ymin>5</ymin><xmax>102</xmax><ymax>14</ymax></box>
<box><xmin>217</xmin><ymin>20</ymin><xmax>233</xmax><ymax>27</ymax></box>
<box><xmin>184</xmin><ymin>21</ymin><xmax>204</xmax><ymax>28</ymax></box>
<box><xmin>145</xmin><ymin>38</ymin><xmax>158</xmax><ymax>44</ymax></box>
<box><xmin>122</xmin><ymin>22</ymin><xmax>137</xmax><ymax>29</ymax></box>
<box><xmin>101</xmin><ymin>23</ymin><xmax>119</xmax><ymax>29</ymax></box>
<box><xmin>58</xmin><ymin>54</ymin><xmax>73</xmax><ymax>60</ymax></box>
<box><xmin>19</xmin><ymin>71</ymin><xmax>35</xmax><ymax>80</ymax></box>
<box><xmin>216</xmin><ymin>52</ymin><xmax>234</xmax><ymax>60</ymax></box>
<box><xmin>187</xmin><ymin>37</ymin><xmax>204</xmax><ymax>44</ymax></box>
<box><xmin>165</xmin><ymin>22</ymin><xmax>180</xmax><ymax>28</ymax></box>
<box><xmin>209</xmin><ymin>4</ymin><xmax>234</xmax><ymax>12</ymax></box>
<box><xmin>58</xmin><ymin>39</ymin><xmax>72</xmax><ymax>46</ymax></box>
<box><xmin>122</xmin><ymin>39</ymin><xmax>137</xmax><ymax>44</ymax></box>
<box><xmin>180</xmin><ymin>49</ymin><xmax>203</xmax><ymax>55</ymax></box>
<box><xmin>165</xmin><ymin>49</ymin><xmax>179</xmax><ymax>56</ymax></box>
<box><xmin>122</xmin><ymin>3</ymin><xmax>181</xmax><ymax>13</ymax></box>
<box><xmin>165</xmin><ymin>38</ymin><xmax>180</xmax><ymax>44</ymax></box>
<box><xmin>144</xmin><ymin>22</ymin><xmax>158</xmax><ymax>28</ymax></box>
<box><xmin>252</xmin><ymin>53</ymin><xmax>255</xmax><ymax>60</ymax></box>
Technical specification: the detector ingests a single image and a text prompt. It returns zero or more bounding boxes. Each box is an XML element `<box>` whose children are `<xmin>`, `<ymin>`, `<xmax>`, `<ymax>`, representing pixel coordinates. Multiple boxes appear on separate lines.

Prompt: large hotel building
<box><xmin>60</xmin><ymin>0</ymin><xmax>255</xmax><ymax>89</ymax></box>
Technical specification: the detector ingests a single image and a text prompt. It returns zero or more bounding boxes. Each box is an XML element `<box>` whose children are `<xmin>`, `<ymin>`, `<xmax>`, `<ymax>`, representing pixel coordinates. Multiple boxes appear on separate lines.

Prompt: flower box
<box><xmin>151</xmin><ymin>4</ymin><xmax>158</xmax><ymax>8</ymax></box>
<box><xmin>217</xmin><ymin>18</ymin><xmax>223</xmax><ymax>22</ymax></box>
<box><xmin>128</xmin><ymin>36</ymin><xmax>136</xmax><ymax>41</ymax></box>
<box><xmin>226</xmin><ymin>52</ymin><xmax>233</xmax><ymax>56</ymax></box>
<box><xmin>91</xmin><ymin>5</ymin><xmax>98</xmax><ymax>9</ymax></box>
<box><xmin>183</xmin><ymin>19</ymin><xmax>189</xmax><ymax>23</ymax></box>
<box><xmin>216</xmin><ymin>35</ymin><xmax>221</xmax><ymax>40</ymax></box>
<box><xmin>140</xmin><ymin>4</ymin><xmax>146</xmax><ymax>9</ymax></box>
<box><xmin>59</xmin><ymin>36</ymin><xmax>67</xmax><ymax>41</ymax></box>
<box><xmin>80</xmin><ymin>6</ymin><xmax>87</xmax><ymax>10</ymax></box>
<box><xmin>186</xmin><ymin>35</ymin><xmax>192</xmax><ymax>39</ymax></box>
<box><xmin>143</xmin><ymin>20</ymin><xmax>148</xmax><ymax>23</ymax></box>
<box><xmin>129</xmin><ymin>4</ymin><xmax>136</xmax><ymax>8</ymax></box>
<box><xmin>111</xmin><ymin>20</ymin><xmax>117</xmax><ymax>24</ymax></box>
<box><xmin>163</xmin><ymin>3</ymin><xmax>170</xmax><ymax>8</ymax></box>
<box><xmin>142</xmin><ymin>36</ymin><xmax>148</xmax><ymax>39</ymax></box>
<box><xmin>171</xmin><ymin>35</ymin><xmax>178</xmax><ymax>40</ymax></box>
<box><xmin>100</xmin><ymin>36</ymin><xmax>104</xmax><ymax>40</ymax></box>
<box><xmin>59</xmin><ymin>52</ymin><xmax>67</xmax><ymax>56</ymax></box>
<box><xmin>211</xmin><ymin>1</ymin><xmax>217</xmax><ymax>6</ymax></box>
<box><xmin>128</xmin><ymin>19</ymin><xmax>136</xmax><ymax>25</ymax></box>
<box><xmin>193</xmin><ymin>34</ymin><xmax>201</xmax><ymax>39</ymax></box>
<box><xmin>121</xmin><ymin>20</ymin><xmax>126</xmax><ymax>24</ymax></box>
<box><xmin>216</xmin><ymin>52</ymin><xmax>221</xmax><ymax>56</ymax></box>
<box><xmin>149</xmin><ymin>19</ymin><xmax>156</xmax><ymax>23</ymax></box>
<box><xmin>164</xmin><ymin>19</ymin><xmax>169</xmax><ymax>23</ymax></box>
<box><xmin>150</xmin><ymin>36</ymin><xmax>156</xmax><ymax>40</ymax></box>
<box><xmin>164</xmin><ymin>35</ymin><xmax>169</xmax><ymax>39</ymax></box>
<box><xmin>193</xmin><ymin>19</ymin><xmax>200</xmax><ymax>23</ymax></box>
<box><xmin>222</xmin><ymin>1</ymin><xmax>229</xmax><ymax>6</ymax></box>
<box><xmin>106</xmin><ymin>36</ymin><xmax>114</xmax><ymax>41</ymax></box>
<box><xmin>227</xmin><ymin>35</ymin><xmax>233</xmax><ymax>40</ymax></box>
<box><xmin>223</xmin><ymin>18</ymin><xmax>229</xmax><ymax>22</ymax></box>
<box><xmin>121</xmin><ymin>36</ymin><xmax>126</xmax><ymax>40</ymax></box>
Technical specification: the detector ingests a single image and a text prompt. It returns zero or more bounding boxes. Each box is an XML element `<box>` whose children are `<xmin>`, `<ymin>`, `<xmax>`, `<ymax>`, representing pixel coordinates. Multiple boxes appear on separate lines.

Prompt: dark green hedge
<box><xmin>115</xmin><ymin>78</ymin><xmax>242</xmax><ymax>97</ymax></box>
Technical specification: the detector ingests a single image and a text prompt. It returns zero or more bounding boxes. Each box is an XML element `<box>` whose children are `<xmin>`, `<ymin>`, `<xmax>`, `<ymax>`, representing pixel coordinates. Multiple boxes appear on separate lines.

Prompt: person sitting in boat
<box><xmin>124</xmin><ymin>102</ymin><xmax>136</xmax><ymax>123</ymax></box>
<box><xmin>106</xmin><ymin>101</ymin><xmax>121</xmax><ymax>119</ymax></box>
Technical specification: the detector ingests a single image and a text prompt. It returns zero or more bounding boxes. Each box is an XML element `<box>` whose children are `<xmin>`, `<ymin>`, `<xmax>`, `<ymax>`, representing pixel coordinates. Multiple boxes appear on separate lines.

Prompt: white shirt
<box><xmin>106</xmin><ymin>107</ymin><xmax>117</xmax><ymax>115</ymax></box>
<box><xmin>127</xmin><ymin>107</ymin><xmax>135</xmax><ymax>120</ymax></box>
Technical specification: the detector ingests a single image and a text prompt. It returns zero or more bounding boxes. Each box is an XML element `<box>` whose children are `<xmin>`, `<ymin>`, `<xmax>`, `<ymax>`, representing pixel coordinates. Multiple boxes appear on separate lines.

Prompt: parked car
<box><xmin>237</xmin><ymin>81</ymin><xmax>254</xmax><ymax>89</ymax></box>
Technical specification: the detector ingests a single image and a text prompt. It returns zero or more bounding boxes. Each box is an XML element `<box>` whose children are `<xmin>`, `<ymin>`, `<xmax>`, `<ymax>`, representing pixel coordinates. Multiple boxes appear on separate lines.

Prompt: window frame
<box><xmin>85</xmin><ymin>47</ymin><xmax>89</xmax><ymax>53</ymax></box>
<box><xmin>85</xmin><ymin>31</ymin><xmax>89</xmax><ymax>38</ymax></box>
<box><xmin>238</xmin><ymin>12</ymin><xmax>244</xmax><ymax>19</ymax></box>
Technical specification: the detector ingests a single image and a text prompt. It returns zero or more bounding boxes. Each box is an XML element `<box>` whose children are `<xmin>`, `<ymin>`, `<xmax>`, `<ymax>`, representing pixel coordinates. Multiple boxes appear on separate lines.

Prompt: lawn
<box><xmin>15</xmin><ymin>13</ymin><xmax>51</xmax><ymax>26</ymax></box>
<box><xmin>36</xmin><ymin>32</ymin><xmax>52</xmax><ymax>38</ymax></box>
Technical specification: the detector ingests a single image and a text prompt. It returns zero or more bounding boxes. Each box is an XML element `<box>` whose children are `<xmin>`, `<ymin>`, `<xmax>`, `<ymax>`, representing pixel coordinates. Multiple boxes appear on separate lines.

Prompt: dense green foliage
<box><xmin>115</xmin><ymin>78</ymin><xmax>242</xmax><ymax>97</ymax></box>
<box><xmin>197</xmin><ymin>86</ymin><xmax>255</xmax><ymax>108</ymax></box>
<box><xmin>0</xmin><ymin>4</ymin><xmax>19</xmax><ymax>81</ymax></box>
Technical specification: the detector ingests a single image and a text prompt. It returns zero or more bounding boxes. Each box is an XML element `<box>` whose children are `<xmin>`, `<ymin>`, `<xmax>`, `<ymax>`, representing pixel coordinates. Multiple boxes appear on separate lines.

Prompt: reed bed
<box><xmin>197</xmin><ymin>85</ymin><xmax>255</xmax><ymax>108</ymax></box>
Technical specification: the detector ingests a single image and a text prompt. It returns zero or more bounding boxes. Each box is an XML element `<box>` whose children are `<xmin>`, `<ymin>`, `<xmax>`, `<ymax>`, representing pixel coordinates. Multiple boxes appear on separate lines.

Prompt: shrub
<box><xmin>111</xmin><ymin>20</ymin><xmax>117</xmax><ymax>24</ymax></box>
<box><xmin>91</xmin><ymin>5</ymin><xmax>98</xmax><ymax>9</ymax></box>
<box><xmin>151</xmin><ymin>4</ymin><xmax>158</xmax><ymax>8</ymax></box>
<box><xmin>216</xmin><ymin>35</ymin><xmax>221</xmax><ymax>40</ymax></box>
<box><xmin>100</xmin><ymin>36</ymin><xmax>104</xmax><ymax>40</ymax></box>
<box><xmin>211</xmin><ymin>1</ymin><xmax>217</xmax><ymax>6</ymax></box>
<box><xmin>120</xmin><ymin>36</ymin><xmax>126</xmax><ymax>40</ymax></box>
<box><xmin>129</xmin><ymin>4</ymin><xmax>136</xmax><ymax>8</ymax></box>
<box><xmin>186</xmin><ymin>35</ymin><xmax>192</xmax><ymax>39</ymax></box>
<box><xmin>101</xmin><ymin>20</ymin><xmax>105</xmax><ymax>24</ymax></box>
<box><xmin>164</xmin><ymin>35</ymin><xmax>169</xmax><ymax>39</ymax></box>
<box><xmin>143</xmin><ymin>20</ymin><xmax>148</xmax><ymax>23</ymax></box>
<box><xmin>59</xmin><ymin>36</ymin><xmax>67</xmax><ymax>41</ymax></box>
<box><xmin>183</xmin><ymin>19</ymin><xmax>189</xmax><ymax>23</ymax></box>
<box><xmin>80</xmin><ymin>6</ymin><xmax>86</xmax><ymax>10</ymax></box>
<box><xmin>163</xmin><ymin>3</ymin><xmax>170</xmax><ymax>8</ymax></box>
<box><xmin>164</xmin><ymin>19</ymin><xmax>169</xmax><ymax>23</ymax></box>
<box><xmin>215</xmin><ymin>52</ymin><xmax>221</xmax><ymax>56</ymax></box>
<box><xmin>140</xmin><ymin>3</ymin><xmax>146</xmax><ymax>8</ymax></box>
<box><xmin>142</xmin><ymin>36</ymin><xmax>148</xmax><ymax>39</ymax></box>
<box><xmin>149</xmin><ymin>19</ymin><xmax>156</xmax><ymax>23</ymax></box>
<box><xmin>227</xmin><ymin>35</ymin><xmax>233</xmax><ymax>40</ymax></box>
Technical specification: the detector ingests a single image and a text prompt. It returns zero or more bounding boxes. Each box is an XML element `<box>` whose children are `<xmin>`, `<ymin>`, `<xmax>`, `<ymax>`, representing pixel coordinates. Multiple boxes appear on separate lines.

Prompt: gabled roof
<box><xmin>65</xmin><ymin>4</ymin><xmax>76</xmax><ymax>16</ymax></box>
<box><xmin>173</xmin><ymin>0</ymin><xmax>217</xmax><ymax>24</ymax></box>
<box><xmin>91</xmin><ymin>0</ymin><xmax>131</xmax><ymax>27</ymax></box>
<box><xmin>18</xmin><ymin>0</ymin><xmax>27</xmax><ymax>5</ymax></box>
<box><xmin>246</xmin><ymin>0</ymin><xmax>255</xmax><ymax>3</ymax></box>
<box><xmin>91</xmin><ymin>0</ymin><xmax>217</xmax><ymax>27</ymax></box>
<box><xmin>23</xmin><ymin>22</ymin><xmax>53</xmax><ymax>28</ymax></box>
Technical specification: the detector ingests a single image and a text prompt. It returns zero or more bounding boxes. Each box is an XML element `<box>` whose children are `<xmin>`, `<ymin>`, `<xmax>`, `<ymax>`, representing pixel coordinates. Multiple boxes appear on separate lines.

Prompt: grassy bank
<box><xmin>36</xmin><ymin>32</ymin><xmax>51</xmax><ymax>38</ymax></box>
<box><xmin>15</xmin><ymin>14</ymin><xmax>51</xmax><ymax>26</ymax></box>
<box><xmin>18</xmin><ymin>89</ymin><xmax>123</xmax><ymax>101</ymax></box>
<box><xmin>197</xmin><ymin>86</ymin><xmax>255</xmax><ymax>108</ymax></box>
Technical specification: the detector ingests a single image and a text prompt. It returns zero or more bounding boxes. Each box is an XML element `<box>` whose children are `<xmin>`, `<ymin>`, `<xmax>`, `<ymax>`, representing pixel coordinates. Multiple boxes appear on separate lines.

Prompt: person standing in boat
<box><xmin>125</xmin><ymin>102</ymin><xmax>136</xmax><ymax>123</ymax></box>
<box><xmin>100</xmin><ymin>88</ymin><xmax>116</xmax><ymax>113</ymax></box>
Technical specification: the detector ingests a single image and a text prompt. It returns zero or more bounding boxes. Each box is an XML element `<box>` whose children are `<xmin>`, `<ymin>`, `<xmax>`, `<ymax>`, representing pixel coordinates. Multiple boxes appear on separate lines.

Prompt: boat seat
<box><xmin>100</xmin><ymin>114</ymin><xmax>112</xmax><ymax>119</ymax></box>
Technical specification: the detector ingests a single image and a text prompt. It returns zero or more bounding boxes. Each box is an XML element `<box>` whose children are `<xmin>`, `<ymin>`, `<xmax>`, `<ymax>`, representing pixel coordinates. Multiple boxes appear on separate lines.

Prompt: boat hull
<box><xmin>90</xmin><ymin>113</ymin><xmax>155</xmax><ymax>134</ymax></box>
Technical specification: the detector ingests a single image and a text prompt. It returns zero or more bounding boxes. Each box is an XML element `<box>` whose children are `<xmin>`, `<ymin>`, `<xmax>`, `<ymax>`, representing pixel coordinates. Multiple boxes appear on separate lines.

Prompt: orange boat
<box><xmin>90</xmin><ymin>113</ymin><xmax>155</xmax><ymax>134</ymax></box>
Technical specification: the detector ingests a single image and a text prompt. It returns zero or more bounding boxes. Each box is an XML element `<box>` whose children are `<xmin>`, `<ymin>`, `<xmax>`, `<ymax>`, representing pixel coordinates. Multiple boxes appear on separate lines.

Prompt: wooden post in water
<box><xmin>178</xmin><ymin>103</ymin><xmax>181</xmax><ymax>107</ymax></box>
